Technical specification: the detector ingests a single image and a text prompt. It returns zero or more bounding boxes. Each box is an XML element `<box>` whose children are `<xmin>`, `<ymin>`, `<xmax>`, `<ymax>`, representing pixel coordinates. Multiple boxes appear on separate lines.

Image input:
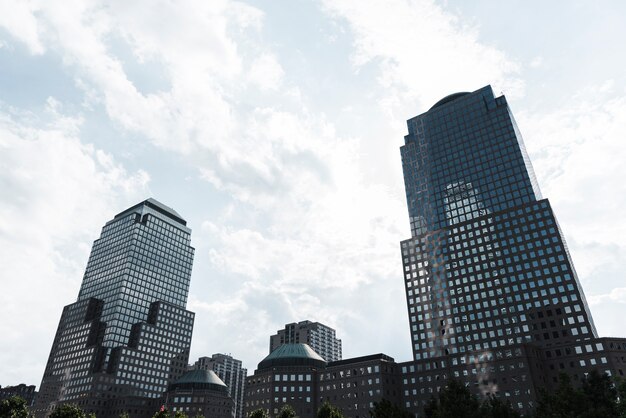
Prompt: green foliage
<box><xmin>479</xmin><ymin>395</ymin><xmax>520</xmax><ymax>418</ymax></box>
<box><xmin>49</xmin><ymin>404</ymin><xmax>87</xmax><ymax>418</ymax></box>
<box><xmin>535</xmin><ymin>371</ymin><xmax>621</xmax><ymax>418</ymax></box>
<box><xmin>317</xmin><ymin>401</ymin><xmax>344</xmax><ymax>418</ymax></box>
<box><xmin>369</xmin><ymin>399</ymin><xmax>412</xmax><ymax>418</ymax></box>
<box><xmin>248</xmin><ymin>409</ymin><xmax>270</xmax><ymax>418</ymax></box>
<box><xmin>581</xmin><ymin>370</ymin><xmax>618</xmax><ymax>418</ymax></box>
<box><xmin>424</xmin><ymin>380</ymin><xmax>482</xmax><ymax>418</ymax></box>
<box><xmin>152</xmin><ymin>406</ymin><xmax>169</xmax><ymax>418</ymax></box>
<box><xmin>423</xmin><ymin>380</ymin><xmax>519</xmax><ymax>418</ymax></box>
<box><xmin>617</xmin><ymin>379</ymin><xmax>626</xmax><ymax>418</ymax></box>
<box><xmin>149</xmin><ymin>409</ymin><xmax>188</xmax><ymax>418</ymax></box>
<box><xmin>277</xmin><ymin>405</ymin><xmax>297</xmax><ymax>418</ymax></box>
<box><xmin>119</xmin><ymin>413</ymin><xmax>130</xmax><ymax>418</ymax></box>
<box><xmin>0</xmin><ymin>396</ymin><xmax>31</xmax><ymax>418</ymax></box>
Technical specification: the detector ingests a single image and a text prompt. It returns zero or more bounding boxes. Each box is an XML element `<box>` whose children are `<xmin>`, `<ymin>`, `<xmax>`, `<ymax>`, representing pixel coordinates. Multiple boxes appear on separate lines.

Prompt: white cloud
<box><xmin>248</xmin><ymin>53</ymin><xmax>285</xmax><ymax>91</ymax></box>
<box><xmin>319</xmin><ymin>0</ymin><xmax>524</xmax><ymax>110</ymax></box>
<box><xmin>588</xmin><ymin>288</ymin><xmax>626</xmax><ymax>306</ymax></box>
<box><xmin>0</xmin><ymin>0</ymin><xmax>270</xmax><ymax>155</ymax></box>
<box><xmin>0</xmin><ymin>0</ymin><xmax>44</xmax><ymax>54</ymax></box>
<box><xmin>517</xmin><ymin>83</ymin><xmax>626</xmax><ymax>336</ymax></box>
<box><xmin>0</xmin><ymin>102</ymin><xmax>149</xmax><ymax>385</ymax></box>
<box><xmin>519</xmin><ymin>85</ymin><xmax>626</xmax><ymax>249</ymax></box>
<box><xmin>529</xmin><ymin>56</ymin><xmax>543</xmax><ymax>68</ymax></box>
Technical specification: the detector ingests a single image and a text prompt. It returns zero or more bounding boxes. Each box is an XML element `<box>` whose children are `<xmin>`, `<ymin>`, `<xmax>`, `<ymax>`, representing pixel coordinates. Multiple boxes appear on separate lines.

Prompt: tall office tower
<box><xmin>193</xmin><ymin>354</ymin><xmax>247</xmax><ymax>418</ymax></box>
<box><xmin>34</xmin><ymin>199</ymin><xmax>195</xmax><ymax>418</ymax></box>
<box><xmin>398</xmin><ymin>86</ymin><xmax>616</xmax><ymax>415</ymax></box>
<box><xmin>270</xmin><ymin>321</ymin><xmax>342</xmax><ymax>362</ymax></box>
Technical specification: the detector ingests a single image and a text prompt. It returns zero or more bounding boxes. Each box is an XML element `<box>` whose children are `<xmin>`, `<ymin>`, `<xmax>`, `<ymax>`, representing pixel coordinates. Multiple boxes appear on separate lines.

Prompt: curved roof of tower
<box><xmin>144</xmin><ymin>198</ymin><xmax>184</xmax><ymax>219</ymax></box>
<box><xmin>168</xmin><ymin>369</ymin><xmax>228</xmax><ymax>392</ymax></box>
<box><xmin>429</xmin><ymin>92</ymin><xmax>471</xmax><ymax>110</ymax></box>
<box><xmin>114</xmin><ymin>198</ymin><xmax>187</xmax><ymax>226</ymax></box>
<box><xmin>258</xmin><ymin>343</ymin><xmax>327</xmax><ymax>370</ymax></box>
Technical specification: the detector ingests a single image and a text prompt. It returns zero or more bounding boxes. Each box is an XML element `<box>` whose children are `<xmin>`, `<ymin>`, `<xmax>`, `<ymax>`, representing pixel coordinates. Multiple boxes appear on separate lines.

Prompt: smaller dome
<box><xmin>169</xmin><ymin>369</ymin><xmax>227</xmax><ymax>392</ymax></box>
<box><xmin>258</xmin><ymin>343</ymin><xmax>327</xmax><ymax>370</ymax></box>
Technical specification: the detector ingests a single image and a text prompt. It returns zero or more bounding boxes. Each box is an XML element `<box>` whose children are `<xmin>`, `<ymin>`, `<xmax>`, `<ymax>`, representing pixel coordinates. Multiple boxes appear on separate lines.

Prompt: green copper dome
<box><xmin>258</xmin><ymin>343</ymin><xmax>327</xmax><ymax>370</ymax></box>
<box><xmin>169</xmin><ymin>369</ymin><xmax>228</xmax><ymax>392</ymax></box>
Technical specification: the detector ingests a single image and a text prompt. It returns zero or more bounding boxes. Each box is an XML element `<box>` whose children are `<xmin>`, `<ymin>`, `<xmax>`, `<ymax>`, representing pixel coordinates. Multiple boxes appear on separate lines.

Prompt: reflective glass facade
<box><xmin>398</xmin><ymin>86</ymin><xmax>609</xmax><ymax>415</ymax></box>
<box><xmin>78</xmin><ymin>199</ymin><xmax>194</xmax><ymax>348</ymax></box>
<box><xmin>401</xmin><ymin>87</ymin><xmax>542</xmax><ymax>237</ymax></box>
<box><xmin>400</xmin><ymin>86</ymin><xmax>596</xmax><ymax>362</ymax></box>
<box><xmin>34</xmin><ymin>199</ymin><xmax>195</xmax><ymax>418</ymax></box>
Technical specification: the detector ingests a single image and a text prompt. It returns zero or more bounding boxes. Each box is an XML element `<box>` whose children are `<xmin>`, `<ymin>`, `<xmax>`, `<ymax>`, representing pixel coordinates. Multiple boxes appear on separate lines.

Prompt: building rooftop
<box><xmin>114</xmin><ymin>198</ymin><xmax>187</xmax><ymax>226</ymax></box>
<box><xmin>258</xmin><ymin>343</ymin><xmax>327</xmax><ymax>370</ymax></box>
<box><xmin>327</xmin><ymin>353</ymin><xmax>395</xmax><ymax>368</ymax></box>
<box><xmin>169</xmin><ymin>369</ymin><xmax>228</xmax><ymax>392</ymax></box>
<box><xmin>429</xmin><ymin>92</ymin><xmax>471</xmax><ymax>110</ymax></box>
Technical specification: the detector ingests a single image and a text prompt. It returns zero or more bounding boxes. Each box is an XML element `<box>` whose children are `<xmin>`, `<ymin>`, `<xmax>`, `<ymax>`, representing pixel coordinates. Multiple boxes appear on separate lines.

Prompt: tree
<box><xmin>49</xmin><ymin>404</ymin><xmax>87</xmax><ymax>418</ymax></box>
<box><xmin>369</xmin><ymin>399</ymin><xmax>412</xmax><ymax>418</ymax></box>
<box><xmin>317</xmin><ymin>401</ymin><xmax>344</xmax><ymax>418</ymax></box>
<box><xmin>535</xmin><ymin>371</ymin><xmax>620</xmax><ymax>418</ymax></box>
<box><xmin>424</xmin><ymin>380</ymin><xmax>481</xmax><ymax>418</ymax></box>
<box><xmin>423</xmin><ymin>380</ymin><xmax>519</xmax><ymax>418</ymax></box>
<box><xmin>150</xmin><ymin>408</ymin><xmax>188</xmax><ymax>418</ymax></box>
<box><xmin>616</xmin><ymin>378</ymin><xmax>626</xmax><ymax>418</ymax></box>
<box><xmin>248</xmin><ymin>409</ymin><xmax>269</xmax><ymax>418</ymax></box>
<box><xmin>535</xmin><ymin>373</ymin><xmax>584</xmax><ymax>418</ymax></box>
<box><xmin>479</xmin><ymin>395</ymin><xmax>520</xmax><ymax>418</ymax></box>
<box><xmin>152</xmin><ymin>405</ymin><xmax>170</xmax><ymax>418</ymax></box>
<box><xmin>0</xmin><ymin>396</ymin><xmax>30</xmax><ymax>418</ymax></box>
<box><xmin>277</xmin><ymin>405</ymin><xmax>297</xmax><ymax>418</ymax></box>
<box><xmin>119</xmin><ymin>413</ymin><xmax>130</xmax><ymax>418</ymax></box>
<box><xmin>580</xmin><ymin>370</ymin><xmax>618</xmax><ymax>418</ymax></box>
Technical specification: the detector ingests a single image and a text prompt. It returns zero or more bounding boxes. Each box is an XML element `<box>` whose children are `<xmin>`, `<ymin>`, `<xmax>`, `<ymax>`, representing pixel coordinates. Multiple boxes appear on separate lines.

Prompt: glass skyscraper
<box><xmin>34</xmin><ymin>199</ymin><xmax>195</xmax><ymax>418</ymax></box>
<box><xmin>398</xmin><ymin>86</ymin><xmax>622</xmax><ymax>415</ymax></box>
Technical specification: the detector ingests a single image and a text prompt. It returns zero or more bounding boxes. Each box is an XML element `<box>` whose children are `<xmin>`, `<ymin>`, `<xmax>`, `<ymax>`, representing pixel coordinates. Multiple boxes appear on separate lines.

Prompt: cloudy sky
<box><xmin>1</xmin><ymin>0</ymin><xmax>626</xmax><ymax>386</ymax></box>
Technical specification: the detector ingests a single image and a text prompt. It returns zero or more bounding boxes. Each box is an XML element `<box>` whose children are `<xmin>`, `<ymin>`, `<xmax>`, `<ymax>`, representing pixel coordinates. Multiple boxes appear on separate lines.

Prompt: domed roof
<box><xmin>258</xmin><ymin>343</ymin><xmax>327</xmax><ymax>371</ymax></box>
<box><xmin>429</xmin><ymin>92</ymin><xmax>471</xmax><ymax>110</ymax></box>
<box><xmin>169</xmin><ymin>369</ymin><xmax>228</xmax><ymax>392</ymax></box>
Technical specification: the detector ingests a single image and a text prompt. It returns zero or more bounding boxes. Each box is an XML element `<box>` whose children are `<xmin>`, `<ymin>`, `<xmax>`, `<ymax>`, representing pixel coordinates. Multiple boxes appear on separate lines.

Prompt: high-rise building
<box><xmin>193</xmin><ymin>354</ymin><xmax>246</xmax><ymax>418</ymax></box>
<box><xmin>270</xmin><ymin>321</ymin><xmax>342</xmax><ymax>362</ymax></box>
<box><xmin>242</xmin><ymin>86</ymin><xmax>626</xmax><ymax>418</ymax></box>
<box><xmin>34</xmin><ymin>199</ymin><xmax>196</xmax><ymax>418</ymax></box>
<box><xmin>398</xmin><ymin>86</ymin><xmax>624</xmax><ymax>415</ymax></box>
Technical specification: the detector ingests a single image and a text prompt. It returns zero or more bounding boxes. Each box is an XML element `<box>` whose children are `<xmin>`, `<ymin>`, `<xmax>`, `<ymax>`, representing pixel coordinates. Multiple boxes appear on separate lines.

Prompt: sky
<box><xmin>1</xmin><ymin>0</ymin><xmax>626</xmax><ymax>387</ymax></box>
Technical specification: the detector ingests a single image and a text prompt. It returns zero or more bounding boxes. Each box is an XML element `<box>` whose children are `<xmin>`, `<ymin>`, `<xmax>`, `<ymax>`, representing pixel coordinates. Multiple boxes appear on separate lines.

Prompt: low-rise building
<box><xmin>0</xmin><ymin>384</ymin><xmax>37</xmax><ymax>406</ymax></box>
<box><xmin>245</xmin><ymin>344</ymin><xmax>325</xmax><ymax>418</ymax></box>
<box><xmin>163</xmin><ymin>369</ymin><xmax>234</xmax><ymax>418</ymax></box>
<box><xmin>320</xmin><ymin>354</ymin><xmax>401</xmax><ymax>418</ymax></box>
